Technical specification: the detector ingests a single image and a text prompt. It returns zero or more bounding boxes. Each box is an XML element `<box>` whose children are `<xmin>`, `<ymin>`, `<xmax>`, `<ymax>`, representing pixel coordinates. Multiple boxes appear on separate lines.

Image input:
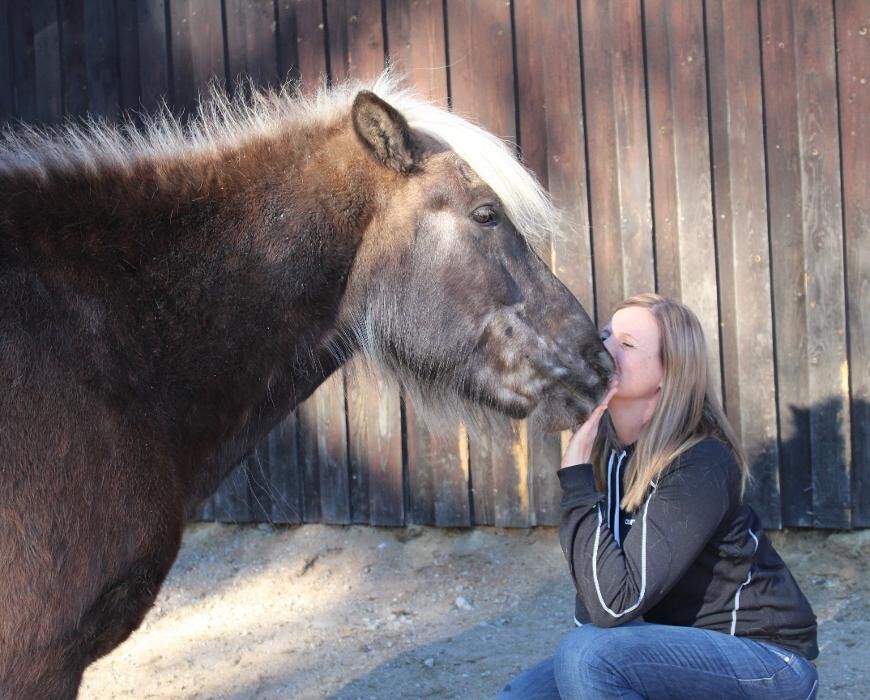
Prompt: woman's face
<box><xmin>601</xmin><ymin>306</ymin><xmax>664</xmax><ymax>401</ymax></box>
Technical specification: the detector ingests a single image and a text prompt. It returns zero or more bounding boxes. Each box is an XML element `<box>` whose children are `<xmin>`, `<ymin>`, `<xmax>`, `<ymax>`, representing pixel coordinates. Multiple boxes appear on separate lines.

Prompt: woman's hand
<box><xmin>560</xmin><ymin>383</ymin><xmax>619</xmax><ymax>468</ymax></box>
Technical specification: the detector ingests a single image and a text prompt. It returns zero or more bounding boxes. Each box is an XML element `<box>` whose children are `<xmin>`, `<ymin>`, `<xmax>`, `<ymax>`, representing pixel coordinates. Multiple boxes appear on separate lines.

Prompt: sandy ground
<box><xmin>79</xmin><ymin>523</ymin><xmax>869</xmax><ymax>699</ymax></box>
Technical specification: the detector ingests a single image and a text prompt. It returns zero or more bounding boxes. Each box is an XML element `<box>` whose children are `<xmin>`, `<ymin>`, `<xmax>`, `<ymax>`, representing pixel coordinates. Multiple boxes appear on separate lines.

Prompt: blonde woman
<box><xmin>499</xmin><ymin>294</ymin><xmax>818</xmax><ymax>699</ymax></box>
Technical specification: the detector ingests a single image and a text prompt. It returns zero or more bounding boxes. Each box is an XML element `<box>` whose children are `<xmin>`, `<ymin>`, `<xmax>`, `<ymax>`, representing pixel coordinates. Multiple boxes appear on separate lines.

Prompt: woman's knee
<box><xmin>553</xmin><ymin>624</ymin><xmax>642</xmax><ymax>698</ymax></box>
<box><xmin>555</xmin><ymin>625</ymin><xmax>611</xmax><ymax>670</ymax></box>
<box><xmin>496</xmin><ymin>655</ymin><xmax>559</xmax><ymax>699</ymax></box>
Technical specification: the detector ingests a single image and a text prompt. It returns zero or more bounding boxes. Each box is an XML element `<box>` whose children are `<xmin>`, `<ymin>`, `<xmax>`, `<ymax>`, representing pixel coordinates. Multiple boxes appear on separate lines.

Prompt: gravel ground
<box><xmin>79</xmin><ymin>523</ymin><xmax>869</xmax><ymax>699</ymax></box>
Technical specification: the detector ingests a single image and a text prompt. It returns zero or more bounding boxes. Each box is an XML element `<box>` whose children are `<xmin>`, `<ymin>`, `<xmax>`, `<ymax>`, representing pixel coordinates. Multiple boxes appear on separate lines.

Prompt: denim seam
<box><xmin>577</xmin><ymin>660</ymin><xmax>809</xmax><ymax>695</ymax></box>
<box><xmin>735</xmin><ymin>662</ymin><xmax>794</xmax><ymax>683</ymax></box>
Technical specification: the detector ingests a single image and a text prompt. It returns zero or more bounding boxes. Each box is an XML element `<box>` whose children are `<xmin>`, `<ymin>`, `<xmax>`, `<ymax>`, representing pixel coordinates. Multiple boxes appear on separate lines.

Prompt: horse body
<box><xmin>0</xmin><ymin>76</ymin><xmax>612</xmax><ymax>697</ymax></box>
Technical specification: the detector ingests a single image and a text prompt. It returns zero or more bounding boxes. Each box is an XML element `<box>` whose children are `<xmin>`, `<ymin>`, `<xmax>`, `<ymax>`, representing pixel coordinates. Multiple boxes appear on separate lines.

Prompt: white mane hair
<box><xmin>372</xmin><ymin>73</ymin><xmax>564</xmax><ymax>247</ymax></box>
<box><xmin>0</xmin><ymin>69</ymin><xmax>563</xmax><ymax>247</ymax></box>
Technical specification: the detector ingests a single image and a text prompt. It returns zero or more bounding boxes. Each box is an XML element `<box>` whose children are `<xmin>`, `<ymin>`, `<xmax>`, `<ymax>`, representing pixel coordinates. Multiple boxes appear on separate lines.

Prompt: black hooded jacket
<box><xmin>558</xmin><ymin>437</ymin><xmax>818</xmax><ymax>660</ymax></box>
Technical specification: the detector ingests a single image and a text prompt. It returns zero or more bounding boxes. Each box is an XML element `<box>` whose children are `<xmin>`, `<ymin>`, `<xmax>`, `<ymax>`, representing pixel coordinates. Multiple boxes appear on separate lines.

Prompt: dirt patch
<box><xmin>79</xmin><ymin>524</ymin><xmax>869</xmax><ymax>699</ymax></box>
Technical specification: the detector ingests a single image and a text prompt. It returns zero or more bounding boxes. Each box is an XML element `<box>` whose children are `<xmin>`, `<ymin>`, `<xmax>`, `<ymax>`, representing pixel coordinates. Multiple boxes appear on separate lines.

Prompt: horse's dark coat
<box><xmin>0</xmin><ymin>86</ymin><xmax>611</xmax><ymax>698</ymax></box>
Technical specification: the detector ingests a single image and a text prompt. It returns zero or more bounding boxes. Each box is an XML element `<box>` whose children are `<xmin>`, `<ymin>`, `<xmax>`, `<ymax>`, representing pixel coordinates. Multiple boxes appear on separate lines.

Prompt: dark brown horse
<box><xmin>0</xmin><ymin>73</ymin><xmax>613</xmax><ymax>698</ymax></box>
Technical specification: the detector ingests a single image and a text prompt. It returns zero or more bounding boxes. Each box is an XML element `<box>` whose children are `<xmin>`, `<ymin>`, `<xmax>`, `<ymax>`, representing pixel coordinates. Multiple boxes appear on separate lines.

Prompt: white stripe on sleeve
<box><xmin>729</xmin><ymin>528</ymin><xmax>760</xmax><ymax>635</ymax></box>
<box><xmin>592</xmin><ymin>480</ymin><xmax>657</xmax><ymax>619</ymax></box>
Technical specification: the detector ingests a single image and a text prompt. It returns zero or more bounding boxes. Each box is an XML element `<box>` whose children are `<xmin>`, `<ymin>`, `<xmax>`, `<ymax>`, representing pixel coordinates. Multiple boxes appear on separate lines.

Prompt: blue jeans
<box><xmin>497</xmin><ymin>622</ymin><xmax>819</xmax><ymax>699</ymax></box>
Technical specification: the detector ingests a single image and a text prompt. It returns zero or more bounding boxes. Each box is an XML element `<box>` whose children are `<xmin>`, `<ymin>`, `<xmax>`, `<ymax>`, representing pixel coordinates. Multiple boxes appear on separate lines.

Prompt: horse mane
<box><xmin>0</xmin><ymin>69</ymin><xmax>562</xmax><ymax>248</ymax></box>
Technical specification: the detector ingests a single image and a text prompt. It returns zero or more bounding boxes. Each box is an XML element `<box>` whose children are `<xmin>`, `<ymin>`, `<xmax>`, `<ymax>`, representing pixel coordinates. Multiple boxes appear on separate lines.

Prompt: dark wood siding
<box><xmin>836</xmin><ymin>0</ymin><xmax>870</xmax><ymax>527</ymax></box>
<box><xmin>706</xmin><ymin>0</ymin><xmax>781</xmax><ymax>527</ymax></box>
<box><xmin>2</xmin><ymin>0</ymin><xmax>866</xmax><ymax>529</ymax></box>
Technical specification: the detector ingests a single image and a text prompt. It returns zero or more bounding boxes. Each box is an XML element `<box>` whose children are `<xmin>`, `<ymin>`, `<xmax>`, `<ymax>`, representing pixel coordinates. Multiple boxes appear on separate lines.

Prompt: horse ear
<box><xmin>351</xmin><ymin>90</ymin><xmax>419</xmax><ymax>173</ymax></box>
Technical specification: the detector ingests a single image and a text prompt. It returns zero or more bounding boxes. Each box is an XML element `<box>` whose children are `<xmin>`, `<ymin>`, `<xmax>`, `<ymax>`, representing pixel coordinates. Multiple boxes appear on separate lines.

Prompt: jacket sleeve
<box><xmin>557</xmin><ymin>449</ymin><xmax>732</xmax><ymax>628</ymax></box>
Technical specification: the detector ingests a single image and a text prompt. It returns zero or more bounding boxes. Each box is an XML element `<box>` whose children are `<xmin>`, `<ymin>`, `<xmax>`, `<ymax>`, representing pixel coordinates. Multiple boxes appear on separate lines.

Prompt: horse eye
<box><xmin>472</xmin><ymin>205</ymin><xmax>497</xmax><ymax>226</ymax></box>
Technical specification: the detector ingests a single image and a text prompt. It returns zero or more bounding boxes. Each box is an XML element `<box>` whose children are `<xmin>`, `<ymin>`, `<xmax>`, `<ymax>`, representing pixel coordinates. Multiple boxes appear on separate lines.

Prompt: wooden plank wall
<box><xmin>1</xmin><ymin>0</ymin><xmax>866</xmax><ymax>529</ymax></box>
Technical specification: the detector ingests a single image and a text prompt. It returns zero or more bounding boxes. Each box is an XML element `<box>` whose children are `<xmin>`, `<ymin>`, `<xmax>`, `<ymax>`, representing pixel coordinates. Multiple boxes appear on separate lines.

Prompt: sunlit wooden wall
<box><xmin>2</xmin><ymin>0</ymin><xmax>866</xmax><ymax>528</ymax></box>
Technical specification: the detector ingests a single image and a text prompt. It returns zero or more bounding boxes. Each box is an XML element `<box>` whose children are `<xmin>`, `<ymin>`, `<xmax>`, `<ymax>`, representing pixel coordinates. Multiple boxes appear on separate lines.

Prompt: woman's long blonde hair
<box><xmin>592</xmin><ymin>293</ymin><xmax>749</xmax><ymax>512</ymax></box>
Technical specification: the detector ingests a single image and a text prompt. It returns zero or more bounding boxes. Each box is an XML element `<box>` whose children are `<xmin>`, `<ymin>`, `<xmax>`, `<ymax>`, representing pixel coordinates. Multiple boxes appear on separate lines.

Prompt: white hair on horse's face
<box><xmin>367</xmin><ymin>72</ymin><xmax>564</xmax><ymax>247</ymax></box>
<box><xmin>332</xmin><ymin>282</ymin><xmax>517</xmax><ymax>438</ymax></box>
<box><xmin>0</xmin><ymin>69</ymin><xmax>563</xmax><ymax>248</ymax></box>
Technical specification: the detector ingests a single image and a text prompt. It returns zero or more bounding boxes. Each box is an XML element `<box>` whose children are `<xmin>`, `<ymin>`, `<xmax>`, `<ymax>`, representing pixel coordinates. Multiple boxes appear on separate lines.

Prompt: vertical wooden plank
<box><xmin>275</xmin><ymin>0</ymin><xmax>300</xmax><ymax>83</ymax></box>
<box><xmin>84</xmin><ymin>0</ymin><xmax>121</xmax><ymax>121</ymax></box>
<box><xmin>469</xmin><ymin>427</ymin><xmax>496</xmax><ymax>525</ymax></box>
<box><xmin>528</xmin><ymin>428</ymin><xmax>562</xmax><ymax>526</ymax></box>
<box><xmin>137</xmin><ymin>0</ymin><xmax>172</xmax><ymax>113</ymax></box>
<box><xmin>170</xmin><ymin>0</ymin><xmax>226</xmax><ymax>116</ymax></box>
<box><xmin>209</xmin><ymin>462</ymin><xmax>254</xmax><ymax>522</ymax></box>
<box><xmin>447</xmin><ymin>0</ymin><xmax>529</xmax><ymax>527</ymax></box>
<box><xmin>761</xmin><ymin>0</ymin><xmax>850</xmax><ymax>528</ymax></box>
<box><xmin>515</xmin><ymin>0</ymin><xmax>593</xmax><ymax>311</ymax></box>
<box><xmin>326</xmin><ymin>0</ymin><xmax>385</xmax><ymax>83</ymax></box>
<box><xmin>405</xmin><ymin>415</ymin><xmax>471</xmax><ymax>526</ymax></box>
<box><xmin>315</xmin><ymin>369</ymin><xmax>351</xmax><ymax>523</ymax></box>
<box><xmin>645</xmin><ymin>0</ymin><xmax>721</xmax><ymax>396</ymax></box>
<box><xmin>267</xmin><ymin>412</ymin><xmax>303</xmax><ymax>523</ymax></box>
<box><xmin>446</xmin><ymin>0</ymin><xmax>514</xmax><ymax>142</ymax></box>
<box><xmin>706</xmin><ymin>0</ymin><xmax>781</xmax><ymax>528</ymax></box>
<box><xmin>580</xmin><ymin>0</ymin><xmax>654</xmax><ymax>325</ymax></box>
<box><xmin>297</xmin><ymin>398</ymin><xmax>322</xmax><ymax>522</ymax></box>
<box><xmin>0</xmin><ymin>0</ymin><xmax>14</xmax><ymax>123</ymax></box>
<box><xmin>9</xmin><ymin>1</ymin><xmax>37</xmax><ymax>123</ymax></box>
<box><xmin>327</xmin><ymin>0</ymin><xmax>405</xmax><ymax>526</ymax></box>
<box><xmin>514</xmin><ymin>0</ymin><xmax>590</xmax><ymax>525</ymax></box>
<box><xmin>835</xmin><ymin>0</ymin><xmax>869</xmax><ymax>526</ymax></box>
<box><xmin>403</xmin><ymin>407</ymin><xmax>434</xmax><ymax>525</ymax></box>
<box><xmin>385</xmin><ymin>0</ymin><xmax>448</xmax><ymax>104</ymax></box>
<box><xmin>246</xmin><ymin>445</ymin><xmax>273</xmax><ymax>522</ymax></box>
<box><xmin>116</xmin><ymin>0</ymin><xmax>142</xmax><ymax>114</ymax></box>
<box><xmin>343</xmin><ymin>369</ymin><xmax>368</xmax><ymax>524</ymax></box>
<box><xmin>224</xmin><ymin>0</ymin><xmax>279</xmax><ymax>91</ymax></box>
<box><xmin>800</xmin><ymin>0</ymin><xmax>852</xmax><ymax>530</ymax></box>
<box><xmin>346</xmin><ymin>371</ymin><xmax>403</xmax><ymax>526</ymax></box>
<box><xmin>248</xmin><ymin>417</ymin><xmax>302</xmax><ymax>523</ymax></box>
<box><xmin>386</xmin><ymin>0</ymin><xmax>471</xmax><ymax>527</ymax></box>
<box><xmin>33</xmin><ymin>0</ymin><xmax>63</xmax><ymax>124</ymax></box>
<box><xmin>61</xmin><ymin>0</ymin><xmax>88</xmax><ymax>118</ymax></box>
<box><xmin>225</xmin><ymin>0</ymin><xmax>252</xmax><ymax>90</ymax></box>
<box><xmin>761</xmin><ymin>1</ymin><xmax>810</xmax><ymax>527</ymax></box>
<box><xmin>295</xmin><ymin>0</ymin><xmax>328</xmax><ymax>91</ymax></box>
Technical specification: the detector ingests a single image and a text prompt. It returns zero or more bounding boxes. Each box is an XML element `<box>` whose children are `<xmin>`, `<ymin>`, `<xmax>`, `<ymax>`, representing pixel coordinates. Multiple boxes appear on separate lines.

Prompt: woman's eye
<box><xmin>621</xmin><ymin>341</ymin><xmax>634</xmax><ymax>348</ymax></box>
<box><xmin>472</xmin><ymin>205</ymin><xmax>497</xmax><ymax>226</ymax></box>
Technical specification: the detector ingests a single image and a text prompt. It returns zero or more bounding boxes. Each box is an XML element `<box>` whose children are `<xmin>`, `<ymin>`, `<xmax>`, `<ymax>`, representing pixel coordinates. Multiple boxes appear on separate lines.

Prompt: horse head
<box><xmin>338</xmin><ymin>89</ymin><xmax>614</xmax><ymax>431</ymax></box>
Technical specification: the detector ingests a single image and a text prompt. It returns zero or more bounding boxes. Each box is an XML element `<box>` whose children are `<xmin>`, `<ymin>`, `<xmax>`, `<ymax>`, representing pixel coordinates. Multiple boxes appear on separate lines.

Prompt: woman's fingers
<box><xmin>584</xmin><ymin>391</ymin><xmax>614</xmax><ymax>425</ymax></box>
<box><xmin>583</xmin><ymin>404</ymin><xmax>607</xmax><ymax>432</ymax></box>
<box><xmin>600</xmin><ymin>384</ymin><xmax>619</xmax><ymax>408</ymax></box>
<box><xmin>560</xmin><ymin>383</ymin><xmax>619</xmax><ymax>468</ymax></box>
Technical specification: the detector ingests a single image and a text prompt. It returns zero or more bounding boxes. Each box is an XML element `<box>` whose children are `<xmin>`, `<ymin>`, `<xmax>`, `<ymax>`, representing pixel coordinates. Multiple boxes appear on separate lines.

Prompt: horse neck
<box><xmin>2</xmin><ymin>118</ymin><xmax>386</xmax><ymax>480</ymax></box>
